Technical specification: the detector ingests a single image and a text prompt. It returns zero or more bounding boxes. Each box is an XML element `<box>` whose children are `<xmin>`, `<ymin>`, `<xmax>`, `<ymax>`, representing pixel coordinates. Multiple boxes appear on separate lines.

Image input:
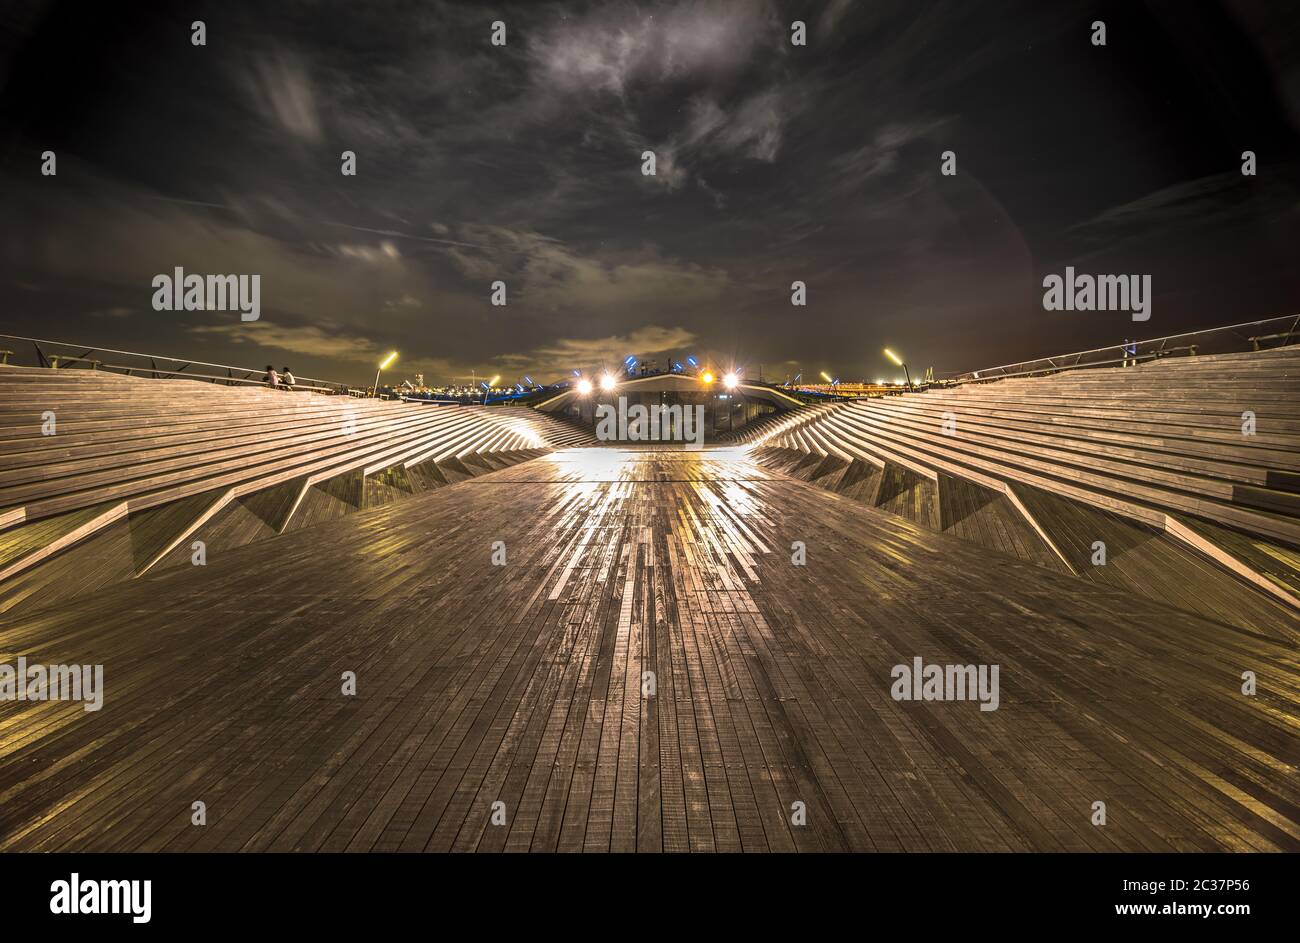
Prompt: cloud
<box><xmin>429</xmin><ymin>225</ymin><xmax>730</xmax><ymax>314</ymax></box>
<box><xmin>329</xmin><ymin>240</ymin><xmax>402</xmax><ymax>264</ymax></box>
<box><xmin>242</xmin><ymin>49</ymin><xmax>321</xmax><ymax>142</ymax></box>
<box><xmin>1073</xmin><ymin>172</ymin><xmax>1262</xmax><ymax>235</ymax></box>
<box><xmin>499</xmin><ymin>324</ymin><xmax>698</xmax><ymax>374</ymax></box>
<box><xmin>645</xmin><ymin>146</ymin><xmax>689</xmax><ymax>191</ymax></box>
<box><xmin>189</xmin><ymin>321</ymin><xmax>383</xmax><ymax>365</ymax></box>
<box><xmin>711</xmin><ymin>89</ymin><xmax>788</xmax><ymax>162</ymax></box>
<box><xmin>528</xmin><ymin>1</ymin><xmax>775</xmax><ymax>96</ymax></box>
<box><xmin>828</xmin><ymin>118</ymin><xmax>951</xmax><ymax>193</ymax></box>
<box><xmin>383</xmin><ymin>294</ymin><xmax>422</xmax><ymax>309</ymax></box>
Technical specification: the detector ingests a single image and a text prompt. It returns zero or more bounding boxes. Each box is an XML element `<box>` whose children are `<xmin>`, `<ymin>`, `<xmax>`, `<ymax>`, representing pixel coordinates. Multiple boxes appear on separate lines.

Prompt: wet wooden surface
<box><xmin>0</xmin><ymin>448</ymin><xmax>1296</xmax><ymax>852</ymax></box>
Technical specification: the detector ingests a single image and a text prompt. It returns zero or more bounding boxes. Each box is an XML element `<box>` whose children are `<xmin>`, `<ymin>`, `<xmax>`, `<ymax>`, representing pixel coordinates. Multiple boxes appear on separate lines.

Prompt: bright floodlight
<box><xmin>701</xmin><ymin>371</ymin><xmax>715</xmax><ymax>384</ymax></box>
<box><xmin>379</xmin><ymin>351</ymin><xmax>398</xmax><ymax>370</ymax></box>
<box><xmin>820</xmin><ymin>371</ymin><xmax>833</xmax><ymax>383</ymax></box>
<box><xmin>576</xmin><ymin>378</ymin><xmax>594</xmax><ymax>395</ymax></box>
<box><xmin>722</xmin><ymin>372</ymin><xmax>739</xmax><ymax>390</ymax></box>
<box><xmin>883</xmin><ymin>348</ymin><xmax>903</xmax><ymax>367</ymax></box>
<box><xmin>600</xmin><ymin>373</ymin><xmax>616</xmax><ymax>391</ymax></box>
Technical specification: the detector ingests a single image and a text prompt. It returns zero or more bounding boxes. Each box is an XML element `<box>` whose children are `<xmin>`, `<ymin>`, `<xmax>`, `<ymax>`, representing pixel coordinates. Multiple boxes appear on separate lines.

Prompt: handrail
<box><xmin>946</xmin><ymin>314</ymin><xmax>1300</xmax><ymax>383</ymax></box>
<box><xmin>0</xmin><ymin>333</ymin><xmax>352</xmax><ymax>393</ymax></box>
<box><xmin>957</xmin><ymin>350</ymin><xmax>1177</xmax><ymax>383</ymax></box>
<box><xmin>42</xmin><ymin>355</ymin><xmax>341</xmax><ymax>394</ymax></box>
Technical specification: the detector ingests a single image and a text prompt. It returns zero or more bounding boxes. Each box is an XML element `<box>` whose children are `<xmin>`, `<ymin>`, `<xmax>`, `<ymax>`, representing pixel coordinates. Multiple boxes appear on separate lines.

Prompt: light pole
<box><xmin>575</xmin><ymin>377</ymin><xmax>593</xmax><ymax>423</ymax></box>
<box><xmin>723</xmin><ymin>372</ymin><xmax>739</xmax><ymax>433</ymax></box>
<box><xmin>374</xmin><ymin>351</ymin><xmax>398</xmax><ymax>397</ymax></box>
<box><xmin>884</xmin><ymin>348</ymin><xmax>912</xmax><ymax>389</ymax></box>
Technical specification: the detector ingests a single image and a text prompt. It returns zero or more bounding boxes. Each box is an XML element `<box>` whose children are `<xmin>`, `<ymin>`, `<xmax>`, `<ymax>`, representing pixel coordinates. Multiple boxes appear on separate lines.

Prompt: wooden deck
<box><xmin>0</xmin><ymin>447</ymin><xmax>1296</xmax><ymax>852</ymax></box>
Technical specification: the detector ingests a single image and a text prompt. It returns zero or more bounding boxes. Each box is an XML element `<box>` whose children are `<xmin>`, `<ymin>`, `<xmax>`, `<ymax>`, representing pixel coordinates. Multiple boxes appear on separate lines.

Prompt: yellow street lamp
<box><xmin>883</xmin><ymin>348</ymin><xmax>912</xmax><ymax>388</ymax></box>
<box><xmin>374</xmin><ymin>351</ymin><xmax>398</xmax><ymax>397</ymax></box>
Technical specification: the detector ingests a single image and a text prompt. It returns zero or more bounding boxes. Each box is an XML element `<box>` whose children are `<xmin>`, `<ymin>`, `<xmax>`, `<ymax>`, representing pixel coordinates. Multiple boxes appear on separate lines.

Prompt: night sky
<box><xmin>2</xmin><ymin>0</ymin><xmax>1299</xmax><ymax>385</ymax></box>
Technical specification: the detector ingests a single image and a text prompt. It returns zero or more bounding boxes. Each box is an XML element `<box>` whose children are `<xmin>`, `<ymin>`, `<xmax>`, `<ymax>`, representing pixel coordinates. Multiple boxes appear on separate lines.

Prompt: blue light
<box><xmin>524</xmin><ymin>375</ymin><xmax>534</xmax><ymax>386</ymax></box>
<box><xmin>686</xmin><ymin>356</ymin><xmax>698</xmax><ymax>367</ymax></box>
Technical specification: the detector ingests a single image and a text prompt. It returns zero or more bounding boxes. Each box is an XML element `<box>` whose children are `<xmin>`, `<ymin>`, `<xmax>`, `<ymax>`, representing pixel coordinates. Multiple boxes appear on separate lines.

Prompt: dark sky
<box><xmin>2</xmin><ymin>0</ymin><xmax>1299</xmax><ymax>385</ymax></box>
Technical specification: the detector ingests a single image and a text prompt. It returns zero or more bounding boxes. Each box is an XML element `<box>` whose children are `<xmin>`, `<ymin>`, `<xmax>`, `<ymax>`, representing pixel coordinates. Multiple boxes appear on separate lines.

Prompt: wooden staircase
<box><xmin>748</xmin><ymin>346</ymin><xmax>1300</xmax><ymax>640</ymax></box>
<box><xmin>0</xmin><ymin>365</ymin><xmax>596</xmax><ymax>614</ymax></box>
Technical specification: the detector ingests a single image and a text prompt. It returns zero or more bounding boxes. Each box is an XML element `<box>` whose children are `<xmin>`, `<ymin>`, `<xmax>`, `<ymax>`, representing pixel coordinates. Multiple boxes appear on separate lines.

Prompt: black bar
<box><xmin>0</xmin><ymin>852</ymin><xmax>1288</xmax><ymax>932</ymax></box>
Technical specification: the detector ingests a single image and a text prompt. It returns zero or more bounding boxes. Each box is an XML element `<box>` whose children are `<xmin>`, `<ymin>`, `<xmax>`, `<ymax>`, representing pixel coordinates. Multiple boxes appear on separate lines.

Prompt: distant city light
<box><xmin>576</xmin><ymin>378</ymin><xmax>593</xmax><ymax>395</ymax></box>
<box><xmin>722</xmin><ymin>372</ymin><xmax>738</xmax><ymax>390</ymax></box>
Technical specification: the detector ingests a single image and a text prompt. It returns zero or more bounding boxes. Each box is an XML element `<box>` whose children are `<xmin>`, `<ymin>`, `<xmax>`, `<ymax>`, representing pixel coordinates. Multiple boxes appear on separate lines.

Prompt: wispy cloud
<box><xmin>190</xmin><ymin>321</ymin><xmax>383</xmax><ymax>364</ymax></box>
<box><xmin>241</xmin><ymin>49</ymin><xmax>321</xmax><ymax>142</ymax></box>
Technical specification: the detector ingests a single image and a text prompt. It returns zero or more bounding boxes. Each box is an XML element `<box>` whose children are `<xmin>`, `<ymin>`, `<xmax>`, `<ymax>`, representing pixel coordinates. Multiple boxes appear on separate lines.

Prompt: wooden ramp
<box><xmin>0</xmin><ymin>365</ymin><xmax>596</xmax><ymax>615</ymax></box>
<box><xmin>0</xmin><ymin>448</ymin><xmax>1295</xmax><ymax>852</ymax></box>
<box><xmin>749</xmin><ymin>347</ymin><xmax>1300</xmax><ymax>641</ymax></box>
